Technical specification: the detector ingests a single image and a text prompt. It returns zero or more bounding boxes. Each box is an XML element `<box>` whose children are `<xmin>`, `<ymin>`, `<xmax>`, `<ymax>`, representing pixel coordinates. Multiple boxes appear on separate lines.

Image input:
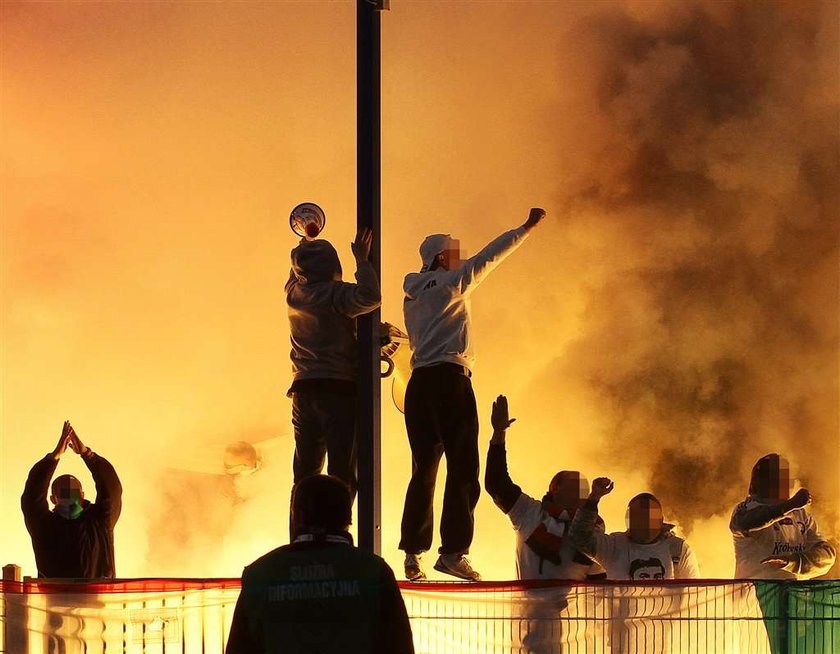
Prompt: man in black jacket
<box><xmin>226</xmin><ymin>475</ymin><xmax>414</xmax><ymax>654</ymax></box>
<box><xmin>21</xmin><ymin>421</ymin><xmax>122</xmax><ymax>578</ymax></box>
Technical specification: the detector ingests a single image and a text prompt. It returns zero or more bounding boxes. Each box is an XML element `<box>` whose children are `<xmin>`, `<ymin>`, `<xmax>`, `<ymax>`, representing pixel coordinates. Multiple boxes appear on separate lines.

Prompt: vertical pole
<box><xmin>356</xmin><ymin>0</ymin><xmax>382</xmax><ymax>554</ymax></box>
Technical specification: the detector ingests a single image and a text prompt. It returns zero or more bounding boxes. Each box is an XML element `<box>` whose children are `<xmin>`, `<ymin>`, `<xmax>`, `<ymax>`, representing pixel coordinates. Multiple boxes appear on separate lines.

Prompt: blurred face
<box><xmin>755</xmin><ymin>459</ymin><xmax>791</xmax><ymax>502</ymax></box>
<box><xmin>436</xmin><ymin>239</ymin><xmax>461</xmax><ymax>270</ymax></box>
<box><xmin>50</xmin><ymin>476</ymin><xmax>84</xmax><ymax>507</ymax></box>
<box><xmin>550</xmin><ymin>472</ymin><xmax>589</xmax><ymax>510</ymax></box>
<box><xmin>626</xmin><ymin>496</ymin><xmax>664</xmax><ymax>544</ymax></box>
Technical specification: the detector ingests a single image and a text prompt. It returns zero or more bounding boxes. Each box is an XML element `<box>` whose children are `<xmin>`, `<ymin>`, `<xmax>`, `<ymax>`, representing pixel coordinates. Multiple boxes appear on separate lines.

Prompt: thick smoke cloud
<box><xmin>525</xmin><ymin>0</ymin><xmax>838</xmax><ymax>540</ymax></box>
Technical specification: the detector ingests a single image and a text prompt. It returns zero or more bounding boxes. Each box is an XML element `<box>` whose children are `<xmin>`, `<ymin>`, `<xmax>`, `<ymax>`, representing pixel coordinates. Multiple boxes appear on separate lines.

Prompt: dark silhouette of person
<box><xmin>285</xmin><ymin>228</ymin><xmax>381</xmax><ymax>509</ymax></box>
<box><xmin>21</xmin><ymin>421</ymin><xmax>122</xmax><ymax>578</ymax></box>
<box><xmin>399</xmin><ymin>207</ymin><xmax>546</xmax><ymax>582</ymax></box>
<box><xmin>226</xmin><ymin>475</ymin><xmax>414</xmax><ymax>654</ymax></box>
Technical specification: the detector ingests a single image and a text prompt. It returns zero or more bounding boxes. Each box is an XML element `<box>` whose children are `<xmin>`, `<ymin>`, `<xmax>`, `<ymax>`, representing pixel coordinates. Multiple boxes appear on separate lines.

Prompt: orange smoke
<box><xmin>1</xmin><ymin>1</ymin><xmax>837</xmax><ymax>583</ymax></box>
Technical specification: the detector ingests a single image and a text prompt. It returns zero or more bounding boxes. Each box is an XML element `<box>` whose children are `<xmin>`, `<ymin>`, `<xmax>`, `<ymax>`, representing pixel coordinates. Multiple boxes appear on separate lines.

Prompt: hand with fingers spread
<box><xmin>51</xmin><ymin>421</ymin><xmax>73</xmax><ymax>460</ymax></box>
<box><xmin>588</xmin><ymin>477</ymin><xmax>615</xmax><ymax>503</ymax></box>
<box><xmin>351</xmin><ymin>227</ymin><xmax>373</xmax><ymax>261</ymax></box>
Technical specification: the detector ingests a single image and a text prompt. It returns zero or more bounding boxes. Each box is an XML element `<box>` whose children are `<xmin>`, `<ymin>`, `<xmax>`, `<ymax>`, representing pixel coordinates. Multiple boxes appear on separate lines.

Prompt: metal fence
<box><xmin>1</xmin><ymin>578</ymin><xmax>837</xmax><ymax>653</ymax></box>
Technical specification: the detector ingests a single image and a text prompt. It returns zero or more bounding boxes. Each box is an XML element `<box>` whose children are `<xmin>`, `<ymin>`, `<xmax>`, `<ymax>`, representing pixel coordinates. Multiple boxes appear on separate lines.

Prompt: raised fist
<box><xmin>590</xmin><ymin>477</ymin><xmax>614</xmax><ymax>500</ymax></box>
<box><xmin>787</xmin><ymin>488</ymin><xmax>811</xmax><ymax>510</ymax></box>
<box><xmin>524</xmin><ymin>207</ymin><xmax>546</xmax><ymax>230</ymax></box>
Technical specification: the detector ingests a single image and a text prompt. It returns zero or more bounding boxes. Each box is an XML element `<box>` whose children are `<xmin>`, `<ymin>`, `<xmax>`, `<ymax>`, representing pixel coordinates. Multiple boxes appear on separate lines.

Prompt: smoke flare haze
<box><xmin>1</xmin><ymin>0</ymin><xmax>837</xmax><ymax>580</ymax></box>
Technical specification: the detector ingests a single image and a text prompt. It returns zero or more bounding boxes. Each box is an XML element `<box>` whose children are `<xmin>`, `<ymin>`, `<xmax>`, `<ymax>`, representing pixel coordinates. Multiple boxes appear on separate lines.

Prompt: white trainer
<box><xmin>434</xmin><ymin>554</ymin><xmax>481</xmax><ymax>581</ymax></box>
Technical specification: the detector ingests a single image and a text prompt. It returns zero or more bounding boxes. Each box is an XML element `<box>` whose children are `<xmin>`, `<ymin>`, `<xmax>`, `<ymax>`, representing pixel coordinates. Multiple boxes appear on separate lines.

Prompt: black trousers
<box><xmin>399</xmin><ymin>364</ymin><xmax>480</xmax><ymax>556</ymax></box>
<box><xmin>291</xmin><ymin>390</ymin><xmax>358</xmax><ymax>498</ymax></box>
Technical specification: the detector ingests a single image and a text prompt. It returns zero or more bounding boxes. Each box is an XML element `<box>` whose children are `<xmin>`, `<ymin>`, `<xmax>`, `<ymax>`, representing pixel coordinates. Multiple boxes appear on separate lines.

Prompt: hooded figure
<box><xmin>285</xmin><ymin>229</ymin><xmax>380</xmax><ymax>507</ymax></box>
<box><xmin>399</xmin><ymin>208</ymin><xmax>545</xmax><ymax>582</ymax></box>
<box><xmin>729</xmin><ymin>453</ymin><xmax>835</xmax><ymax>579</ymax></box>
<box><xmin>21</xmin><ymin>422</ymin><xmax>122</xmax><ymax>578</ymax></box>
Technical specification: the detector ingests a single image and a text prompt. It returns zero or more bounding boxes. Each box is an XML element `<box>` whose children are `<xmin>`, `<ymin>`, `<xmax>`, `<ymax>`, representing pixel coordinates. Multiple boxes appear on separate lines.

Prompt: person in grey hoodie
<box><xmin>399</xmin><ymin>208</ymin><xmax>546</xmax><ymax>582</ymax></box>
<box><xmin>286</xmin><ymin>227</ymin><xmax>380</xmax><ymax>514</ymax></box>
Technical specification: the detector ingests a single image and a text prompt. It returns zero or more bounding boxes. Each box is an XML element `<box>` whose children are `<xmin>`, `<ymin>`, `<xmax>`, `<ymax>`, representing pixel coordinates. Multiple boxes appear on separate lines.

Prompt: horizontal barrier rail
<box><xmin>2</xmin><ymin>579</ymin><xmax>837</xmax><ymax>653</ymax></box>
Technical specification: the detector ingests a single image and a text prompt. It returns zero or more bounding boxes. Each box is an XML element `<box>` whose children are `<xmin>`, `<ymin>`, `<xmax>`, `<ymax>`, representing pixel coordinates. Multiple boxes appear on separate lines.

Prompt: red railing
<box><xmin>2</xmin><ymin>578</ymin><xmax>837</xmax><ymax>653</ymax></box>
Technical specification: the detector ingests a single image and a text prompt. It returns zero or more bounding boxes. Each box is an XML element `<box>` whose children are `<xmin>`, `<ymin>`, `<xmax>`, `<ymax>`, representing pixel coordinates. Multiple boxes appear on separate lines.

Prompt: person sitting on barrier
<box><xmin>21</xmin><ymin>421</ymin><xmax>122</xmax><ymax>578</ymax></box>
<box><xmin>730</xmin><ymin>453</ymin><xmax>835</xmax><ymax>579</ymax></box>
<box><xmin>226</xmin><ymin>474</ymin><xmax>414</xmax><ymax>654</ymax></box>
<box><xmin>484</xmin><ymin>395</ymin><xmax>606</xmax><ymax>581</ymax></box>
<box><xmin>569</xmin><ymin>478</ymin><xmax>700</xmax><ymax>579</ymax></box>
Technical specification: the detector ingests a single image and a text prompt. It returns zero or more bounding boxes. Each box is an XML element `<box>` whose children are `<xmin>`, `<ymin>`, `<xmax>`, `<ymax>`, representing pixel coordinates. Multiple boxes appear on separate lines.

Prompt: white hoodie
<box><xmin>403</xmin><ymin>227</ymin><xmax>528</xmax><ymax>371</ymax></box>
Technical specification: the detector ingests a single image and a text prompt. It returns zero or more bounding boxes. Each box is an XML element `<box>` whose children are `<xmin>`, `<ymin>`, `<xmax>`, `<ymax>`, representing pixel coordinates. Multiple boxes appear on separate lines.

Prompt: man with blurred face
<box><xmin>21</xmin><ymin>421</ymin><xmax>122</xmax><ymax>578</ymax></box>
<box><xmin>729</xmin><ymin>453</ymin><xmax>835</xmax><ymax>579</ymax></box>
<box><xmin>226</xmin><ymin>475</ymin><xmax>414</xmax><ymax>654</ymax></box>
<box><xmin>484</xmin><ymin>395</ymin><xmax>606</xmax><ymax>581</ymax></box>
<box><xmin>399</xmin><ymin>208</ymin><xmax>546</xmax><ymax>581</ymax></box>
<box><xmin>485</xmin><ymin>395</ymin><xmax>606</xmax><ymax>652</ymax></box>
<box><xmin>569</xmin><ymin>479</ymin><xmax>700</xmax><ymax>580</ymax></box>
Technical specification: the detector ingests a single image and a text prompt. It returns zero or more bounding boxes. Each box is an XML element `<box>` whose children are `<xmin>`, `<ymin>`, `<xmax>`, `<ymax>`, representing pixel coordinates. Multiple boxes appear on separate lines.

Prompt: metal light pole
<box><xmin>357</xmin><ymin>0</ymin><xmax>387</xmax><ymax>554</ymax></box>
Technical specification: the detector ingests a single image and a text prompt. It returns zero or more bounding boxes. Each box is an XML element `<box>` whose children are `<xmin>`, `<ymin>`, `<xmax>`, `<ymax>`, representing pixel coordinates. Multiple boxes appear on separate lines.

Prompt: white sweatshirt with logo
<box><xmin>403</xmin><ymin>227</ymin><xmax>528</xmax><ymax>372</ymax></box>
<box><xmin>729</xmin><ymin>496</ymin><xmax>836</xmax><ymax>579</ymax></box>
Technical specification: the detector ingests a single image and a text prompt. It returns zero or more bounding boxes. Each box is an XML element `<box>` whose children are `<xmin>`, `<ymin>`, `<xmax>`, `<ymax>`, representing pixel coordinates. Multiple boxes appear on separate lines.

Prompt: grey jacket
<box><xmin>286</xmin><ymin>240</ymin><xmax>381</xmax><ymax>388</ymax></box>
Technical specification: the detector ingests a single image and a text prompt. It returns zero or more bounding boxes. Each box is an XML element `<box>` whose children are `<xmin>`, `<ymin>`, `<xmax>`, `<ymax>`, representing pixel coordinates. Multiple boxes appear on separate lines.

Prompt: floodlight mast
<box><xmin>357</xmin><ymin>0</ymin><xmax>388</xmax><ymax>554</ymax></box>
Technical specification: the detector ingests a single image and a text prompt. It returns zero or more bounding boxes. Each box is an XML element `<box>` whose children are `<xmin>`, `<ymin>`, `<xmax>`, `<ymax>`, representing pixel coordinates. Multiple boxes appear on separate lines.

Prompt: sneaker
<box><xmin>404</xmin><ymin>553</ymin><xmax>426</xmax><ymax>581</ymax></box>
<box><xmin>434</xmin><ymin>554</ymin><xmax>481</xmax><ymax>581</ymax></box>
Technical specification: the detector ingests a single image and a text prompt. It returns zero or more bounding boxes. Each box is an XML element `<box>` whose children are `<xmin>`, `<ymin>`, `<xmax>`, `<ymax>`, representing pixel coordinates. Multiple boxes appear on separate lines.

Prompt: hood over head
<box><xmin>419</xmin><ymin>234</ymin><xmax>453</xmax><ymax>272</ymax></box>
<box><xmin>291</xmin><ymin>240</ymin><xmax>342</xmax><ymax>283</ymax></box>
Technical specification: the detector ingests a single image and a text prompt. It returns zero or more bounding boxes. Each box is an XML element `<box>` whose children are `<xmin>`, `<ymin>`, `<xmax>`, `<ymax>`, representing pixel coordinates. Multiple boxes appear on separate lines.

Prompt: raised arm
<box><xmin>484</xmin><ymin>395</ymin><xmax>522</xmax><ymax>513</ymax></box>
<box><xmin>569</xmin><ymin>477</ymin><xmax>615</xmax><ymax>565</ymax></box>
<box><xmin>333</xmin><ymin>228</ymin><xmax>382</xmax><ymax>318</ymax></box>
<box><xmin>730</xmin><ymin>489</ymin><xmax>811</xmax><ymax>536</ymax></box>
<box><xmin>70</xmin><ymin>426</ymin><xmax>122</xmax><ymax>528</ymax></box>
<box><xmin>453</xmin><ymin>208</ymin><xmax>545</xmax><ymax>294</ymax></box>
<box><xmin>21</xmin><ymin>422</ymin><xmax>71</xmax><ymax>529</ymax></box>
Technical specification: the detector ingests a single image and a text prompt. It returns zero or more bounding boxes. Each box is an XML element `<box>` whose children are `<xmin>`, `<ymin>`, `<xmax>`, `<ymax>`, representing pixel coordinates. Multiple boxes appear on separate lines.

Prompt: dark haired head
<box><xmin>626</xmin><ymin>493</ymin><xmax>664</xmax><ymax>544</ymax></box>
<box><xmin>544</xmin><ymin>470</ymin><xmax>588</xmax><ymax>511</ymax></box>
<box><xmin>50</xmin><ymin>474</ymin><xmax>83</xmax><ymax>503</ymax></box>
<box><xmin>749</xmin><ymin>453</ymin><xmax>791</xmax><ymax>501</ymax></box>
<box><xmin>291</xmin><ymin>475</ymin><xmax>352</xmax><ymax>536</ymax></box>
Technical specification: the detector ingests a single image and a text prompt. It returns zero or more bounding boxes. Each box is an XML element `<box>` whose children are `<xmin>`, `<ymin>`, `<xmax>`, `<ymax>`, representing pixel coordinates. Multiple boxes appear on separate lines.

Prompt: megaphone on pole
<box><xmin>290</xmin><ymin>202</ymin><xmax>326</xmax><ymax>240</ymax></box>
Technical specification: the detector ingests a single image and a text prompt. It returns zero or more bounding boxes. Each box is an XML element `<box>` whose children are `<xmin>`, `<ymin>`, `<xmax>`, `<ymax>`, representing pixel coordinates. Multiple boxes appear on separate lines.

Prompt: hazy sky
<box><xmin>2</xmin><ymin>0</ymin><xmax>837</xmax><ymax>580</ymax></box>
